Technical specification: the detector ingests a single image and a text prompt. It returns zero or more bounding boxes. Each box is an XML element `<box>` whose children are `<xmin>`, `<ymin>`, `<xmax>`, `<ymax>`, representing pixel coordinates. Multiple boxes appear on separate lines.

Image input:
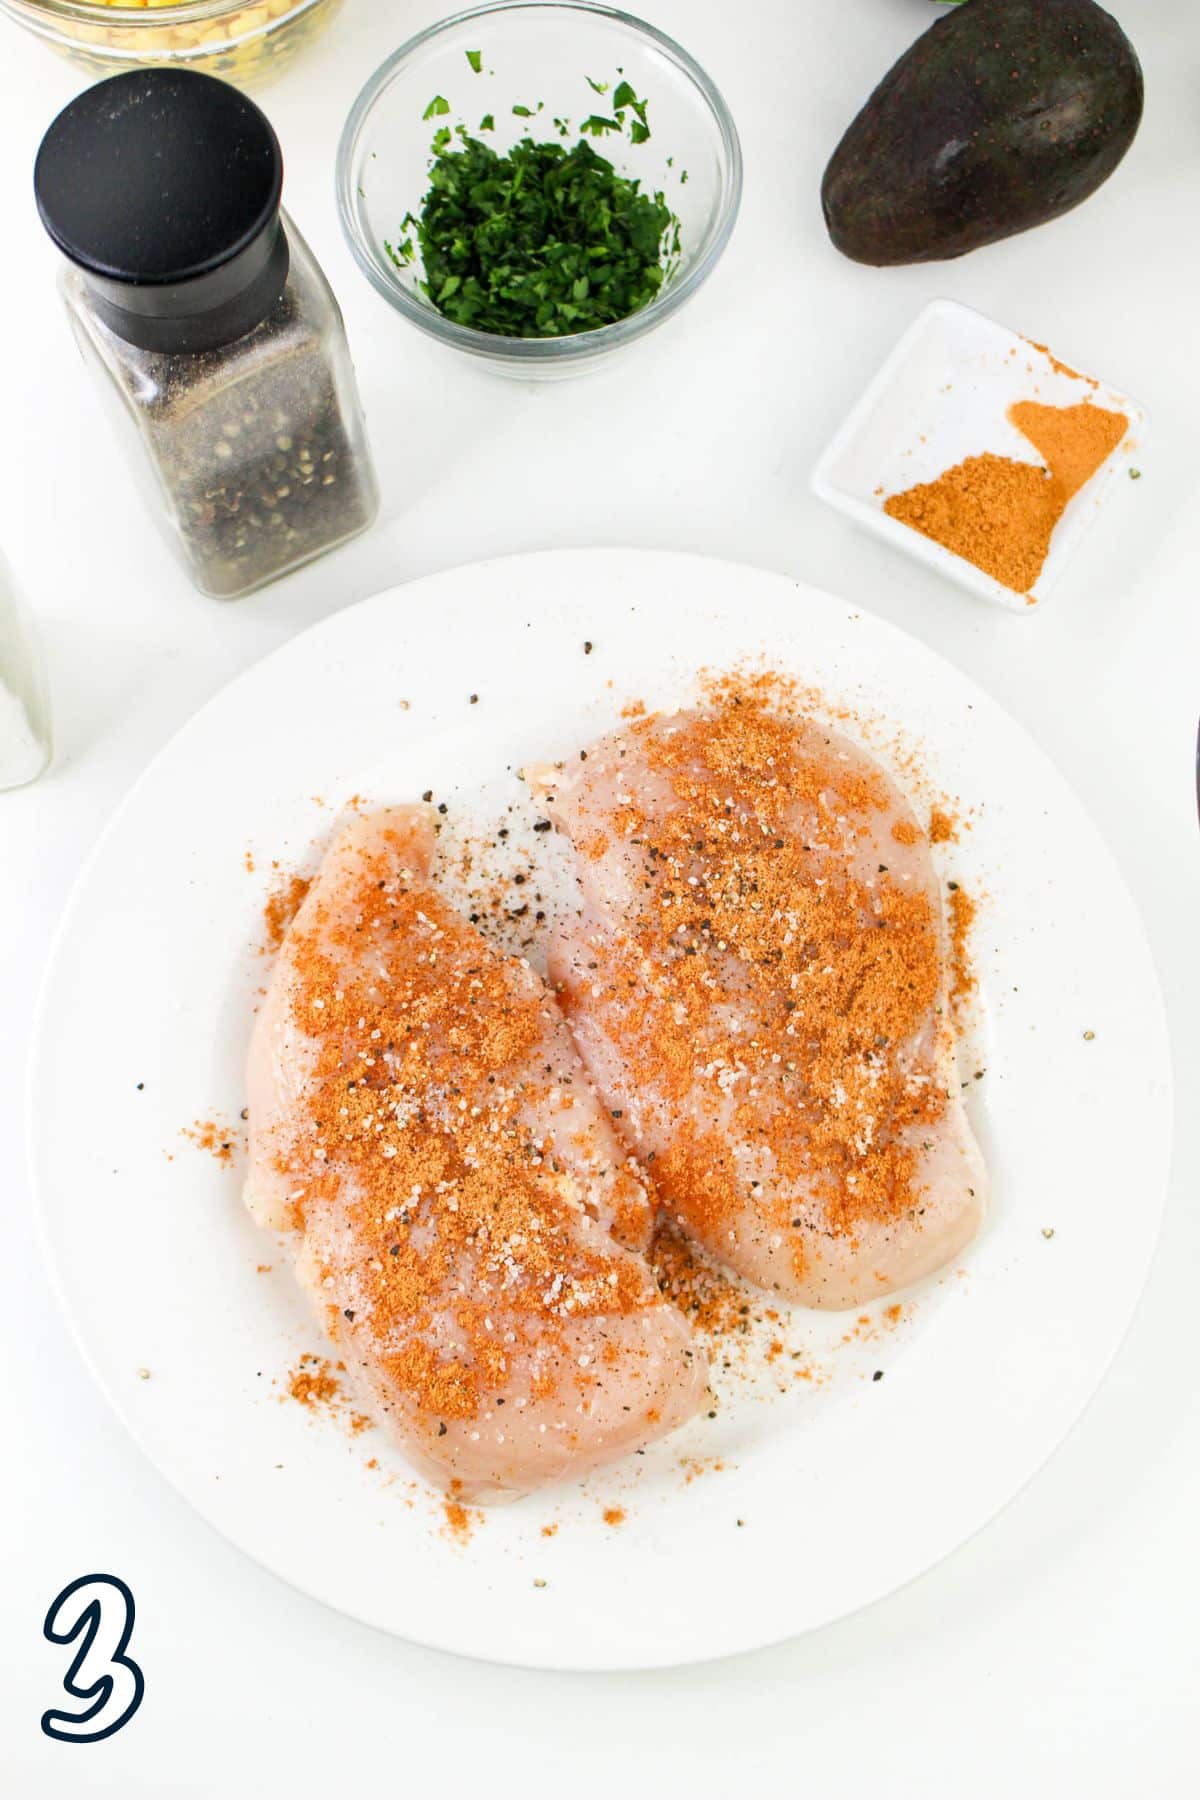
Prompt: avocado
<box><xmin>821</xmin><ymin>0</ymin><xmax>1144</xmax><ymax>265</ymax></box>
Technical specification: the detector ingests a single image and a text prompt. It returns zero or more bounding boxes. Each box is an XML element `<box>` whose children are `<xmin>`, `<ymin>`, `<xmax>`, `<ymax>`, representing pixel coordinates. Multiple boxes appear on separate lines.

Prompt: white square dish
<box><xmin>811</xmin><ymin>299</ymin><xmax>1147</xmax><ymax>613</ymax></box>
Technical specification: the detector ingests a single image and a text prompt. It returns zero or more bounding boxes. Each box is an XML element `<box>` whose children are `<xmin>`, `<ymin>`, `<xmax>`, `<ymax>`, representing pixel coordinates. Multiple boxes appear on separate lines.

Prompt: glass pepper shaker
<box><xmin>34</xmin><ymin>69</ymin><xmax>379</xmax><ymax>601</ymax></box>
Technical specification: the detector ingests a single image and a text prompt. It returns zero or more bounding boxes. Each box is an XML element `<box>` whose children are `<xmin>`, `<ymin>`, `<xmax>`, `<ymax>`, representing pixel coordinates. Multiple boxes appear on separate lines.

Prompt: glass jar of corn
<box><xmin>0</xmin><ymin>0</ymin><xmax>340</xmax><ymax>87</ymax></box>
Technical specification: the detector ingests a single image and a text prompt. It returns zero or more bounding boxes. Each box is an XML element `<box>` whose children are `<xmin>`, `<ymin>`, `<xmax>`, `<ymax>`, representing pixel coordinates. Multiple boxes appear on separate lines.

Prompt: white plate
<box><xmin>811</xmin><ymin>299</ymin><xmax>1147</xmax><ymax>612</ymax></box>
<box><xmin>29</xmin><ymin>550</ymin><xmax>1170</xmax><ymax>1670</ymax></box>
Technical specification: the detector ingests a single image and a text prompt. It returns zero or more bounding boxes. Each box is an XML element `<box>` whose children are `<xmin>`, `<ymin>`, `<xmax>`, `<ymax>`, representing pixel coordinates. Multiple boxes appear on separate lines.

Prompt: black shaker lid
<box><xmin>34</xmin><ymin>68</ymin><xmax>288</xmax><ymax>354</ymax></box>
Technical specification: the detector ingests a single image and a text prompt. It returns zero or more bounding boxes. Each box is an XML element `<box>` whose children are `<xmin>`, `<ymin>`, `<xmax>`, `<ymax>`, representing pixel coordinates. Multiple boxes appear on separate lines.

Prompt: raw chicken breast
<box><xmin>245</xmin><ymin>805</ymin><xmax>707</xmax><ymax>1500</ymax></box>
<box><xmin>533</xmin><ymin>693</ymin><xmax>987</xmax><ymax>1309</ymax></box>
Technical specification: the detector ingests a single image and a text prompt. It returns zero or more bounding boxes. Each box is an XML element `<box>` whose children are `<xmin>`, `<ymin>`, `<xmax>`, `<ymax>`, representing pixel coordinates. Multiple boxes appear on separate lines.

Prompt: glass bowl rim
<box><xmin>334</xmin><ymin>0</ymin><xmax>743</xmax><ymax>363</ymax></box>
<box><xmin>0</xmin><ymin>0</ymin><xmax>326</xmax><ymax>26</ymax></box>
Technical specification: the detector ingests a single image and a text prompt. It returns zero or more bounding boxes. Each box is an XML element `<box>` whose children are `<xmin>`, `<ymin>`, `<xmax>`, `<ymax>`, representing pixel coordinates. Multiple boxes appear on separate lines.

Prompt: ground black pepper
<box><xmin>114</xmin><ymin>267</ymin><xmax>377</xmax><ymax>598</ymax></box>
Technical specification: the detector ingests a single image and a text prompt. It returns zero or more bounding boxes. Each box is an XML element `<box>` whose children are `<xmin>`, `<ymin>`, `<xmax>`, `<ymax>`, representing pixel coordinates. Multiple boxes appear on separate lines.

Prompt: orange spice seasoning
<box><xmin>263</xmin><ymin>871</ymin><xmax>311</xmax><ymax>952</ymax></box>
<box><xmin>1008</xmin><ymin>401</ymin><xmax>1127</xmax><ymax>506</ymax></box>
<box><xmin>884</xmin><ymin>401</ymin><xmax>1129</xmax><ymax>596</ymax></box>
<box><xmin>443</xmin><ymin>1499</ymin><xmax>474</xmax><ymax>1541</ymax></box>
<box><xmin>1024</xmin><ymin>339</ymin><xmax>1098</xmax><ymax>388</ymax></box>
<box><xmin>948</xmin><ymin>886</ymin><xmax>977</xmax><ymax>1011</ymax></box>
<box><xmin>885</xmin><ymin>454</ymin><xmax>1062</xmax><ymax>594</ymax></box>
<box><xmin>651</xmin><ymin>1225</ymin><xmax>753</xmax><ymax>1344</ymax></box>
<box><xmin>182</xmin><ymin>1117</ymin><xmax>236</xmax><ymax>1163</ymax></box>
<box><xmin>548</xmin><ymin>686</ymin><xmax>965</xmax><ymax>1298</ymax></box>
<box><xmin>286</xmin><ymin>1354</ymin><xmax>343</xmax><ymax>1409</ymax></box>
<box><xmin>269</xmin><ymin>816</ymin><xmax>662</xmax><ymax>1452</ymax></box>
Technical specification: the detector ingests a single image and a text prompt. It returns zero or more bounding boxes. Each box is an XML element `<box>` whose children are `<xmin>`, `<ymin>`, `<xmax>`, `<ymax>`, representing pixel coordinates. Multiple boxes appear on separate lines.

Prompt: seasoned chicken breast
<box><xmin>245</xmin><ymin>806</ymin><xmax>707</xmax><ymax>1500</ymax></box>
<box><xmin>533</xmin><ymin>695</ymin><xmax>987</xmax><ymax>1309</ymax></box>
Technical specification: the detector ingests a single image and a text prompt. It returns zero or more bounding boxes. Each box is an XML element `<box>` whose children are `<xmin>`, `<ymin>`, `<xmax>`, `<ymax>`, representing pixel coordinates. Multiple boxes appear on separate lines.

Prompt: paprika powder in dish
<box><xmin>883</xmin><ymin>400</ymin><xmax>1129</xmax><ymax>597</ymax></box>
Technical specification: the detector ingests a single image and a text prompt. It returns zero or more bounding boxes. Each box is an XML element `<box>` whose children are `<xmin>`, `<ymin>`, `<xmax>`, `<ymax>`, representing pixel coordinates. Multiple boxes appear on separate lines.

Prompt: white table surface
<box><xmin>2</xmin><ymin>1</ymin><xmax>1197</xmax><ymax>1791</ymax></box>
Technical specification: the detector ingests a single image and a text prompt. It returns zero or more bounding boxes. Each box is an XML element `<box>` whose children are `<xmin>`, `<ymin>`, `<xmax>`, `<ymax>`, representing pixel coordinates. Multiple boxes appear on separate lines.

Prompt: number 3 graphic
<box><xmin>41</xmin><ymin>1574</ymin><xmax>145</xmax><ymax>1744</ymax></box>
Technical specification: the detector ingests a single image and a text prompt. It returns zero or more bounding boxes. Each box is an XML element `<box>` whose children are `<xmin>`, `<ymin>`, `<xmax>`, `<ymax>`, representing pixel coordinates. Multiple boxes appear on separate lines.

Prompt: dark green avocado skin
<box><xmin>821</xmin><ymin>0</ymin><xmax>1144</xmax><ymax>265</ymax></box>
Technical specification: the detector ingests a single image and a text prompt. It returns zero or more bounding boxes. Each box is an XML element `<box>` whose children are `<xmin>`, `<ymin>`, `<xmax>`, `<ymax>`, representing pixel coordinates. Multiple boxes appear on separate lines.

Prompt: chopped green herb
<box><xmin>466</xmin><ymin>49</ymin><xmax>483</xmax><ymax>73</ymax></box>
<box><xmin>680</xmin><ymin>168</ymin><xmax>689</xmax><ymax>184</ymax></box>
<box><xmin>383</xmin><ymin>237</ymin><xmax>415</xmax><ymax>268</ymax></box>
<box><xmin>512</xmin><ymin>103</ymin><xmax>534</xmax><ymax>117</ymax></box>
<box><xmin>422</xmin><ymin>94</ymin><xmax>450</xmax><ymax>120</ymax></box>
<box><xmin>586</xmin><ymin>76</ymin><xmax>609</xmax><ymax>94</ymax></box>
<box><xmin>612</xmin><ymin>80</ymin><xmax>645</xmax><ymax>122</ymax></box>
<box><xmin>431</xmin><ymin>124</ymin><xmax>453</xmax><ymax>154</ymax></box>
<box><xmin>630</xmin><ymin>120</ymin><xmax>650</xmax><ymax>145</ymax></box>
<box><xmin>404</xmin><ymin>132</ymin><xmax>680</xmax><ymax>337</ymax></box>
<box><xmin>479</xmin><ymin>112</ymin><xmax>495</xmax><ymax>131</ymax></box>
<box><xmin>581</xmin><ymin>114</ymin><xmax>620</xmax><ymax>136</ymax></box>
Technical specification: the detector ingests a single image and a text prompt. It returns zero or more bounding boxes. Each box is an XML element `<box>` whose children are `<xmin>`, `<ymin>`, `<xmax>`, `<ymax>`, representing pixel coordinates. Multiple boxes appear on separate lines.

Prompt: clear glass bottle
<box><xmin>35</xmin><ymin>69</ymin><xmax>379</xmax><ymax>601</ymax></box>
<box><xmin>0</xmin><ymin>551</ymin><xmax>52</xmax><ymax>792</ymax></box>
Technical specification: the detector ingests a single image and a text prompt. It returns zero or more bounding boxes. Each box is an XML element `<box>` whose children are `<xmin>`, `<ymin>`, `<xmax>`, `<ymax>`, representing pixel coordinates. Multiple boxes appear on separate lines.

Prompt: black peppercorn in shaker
<box><xmin>34</xmin><ymin>69</ymin><xmax>379</xmax><ymax>600</ymax></box>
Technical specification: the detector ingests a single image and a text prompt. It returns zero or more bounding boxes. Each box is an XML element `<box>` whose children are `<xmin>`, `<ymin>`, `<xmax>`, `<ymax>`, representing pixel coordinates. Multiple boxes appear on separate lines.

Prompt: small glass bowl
<box><xmin>336</xmin><ymin>0</ymin><xmax>742</xmax><ymax>377</ymax></box>
<box><xmin>0</xmin><ymin>0</ymin><xmax>340</xmax><ymax>87</ymax></box>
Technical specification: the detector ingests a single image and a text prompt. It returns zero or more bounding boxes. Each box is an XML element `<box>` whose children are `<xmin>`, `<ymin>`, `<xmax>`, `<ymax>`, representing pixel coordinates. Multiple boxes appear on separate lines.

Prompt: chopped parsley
<box><xmin>396</xmin><ymin>72</ymin><xmax>680</xmax><ymax>338</ymax></box>
<box><xmin>408</xmin><ymin>130</ymin><xmax>679</xmax><ymax>336</ymax></box>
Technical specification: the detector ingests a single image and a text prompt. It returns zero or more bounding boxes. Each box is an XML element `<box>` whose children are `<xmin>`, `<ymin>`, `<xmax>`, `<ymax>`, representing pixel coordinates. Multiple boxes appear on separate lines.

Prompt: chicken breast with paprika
<box><xmin>245</xmin><ymin>805</ymin><xmax>707</xmax><ymax>1500</ymax></box>
<box><xmin>532</xmin><ymin>694</ymin><xmax>987</xmax><ymax>1309</ymax></box>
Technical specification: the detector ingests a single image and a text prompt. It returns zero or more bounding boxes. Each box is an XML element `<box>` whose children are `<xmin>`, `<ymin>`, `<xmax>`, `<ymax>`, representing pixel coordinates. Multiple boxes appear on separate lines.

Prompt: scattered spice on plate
<box><xmin>948</xmin><ymin>887</ymin><xmax>977</xmax><ymax>1012</ymax></box>
<box><xmin>443</xmin><ymin>1498</ymin><xmax>476</xmax><ymax>1541</ymax></box>
<box><xmin>949</xmin><ymin>885</ymin><xmax>978</xmax><ymax>1015</ymax></box>
<box><xmin>286</xmin><ymin>1353</ymin><xmax>343</xmax><ymax>1410</ymax></box>
<box><xmin>602</xmin><ymin>1506</ymin><xmax>627</xmax><ymax>1527</ymax></box>
<box><xmin>263</xmin><ymin>870</ymin><xmax>312</xmax><ymax>952</ymax></box>
<box><xmin>928</xmin><ymin>806</ymin><xmax>958</xmax><ymax>844</ymax></box>
<box><xmin>679</xmin><ymin>1456</ymin><xmax>726</xmax><ymax>1485</ymax></box>
<box><xmin>181</xmin><ymin>1117</ymin><xmax>237</xmax><ymax>1163</ymax></box>
<box><xmin>884</xmin><ymin>399</ymin><xmax>1129</xmax><ymax>596</ymax></box>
